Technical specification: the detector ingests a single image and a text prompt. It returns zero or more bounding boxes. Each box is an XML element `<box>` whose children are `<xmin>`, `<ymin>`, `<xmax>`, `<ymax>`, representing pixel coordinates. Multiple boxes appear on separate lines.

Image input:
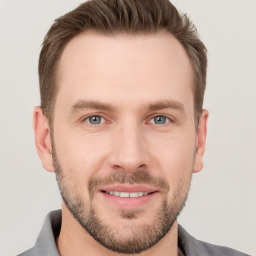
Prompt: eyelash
<box><xmin>83</xmin><ymin>115</ymin><xmax>107</xmax><ymax>125</ymax></box>
<box><xmin>82</xmin><ymin>114</ymin><xmax>173</xmax><ymax>126</ymax></box>
<box><xmin>148</xmin><ymin>115</ymin><xmax>172</xmax><ymax>125</ymax></box>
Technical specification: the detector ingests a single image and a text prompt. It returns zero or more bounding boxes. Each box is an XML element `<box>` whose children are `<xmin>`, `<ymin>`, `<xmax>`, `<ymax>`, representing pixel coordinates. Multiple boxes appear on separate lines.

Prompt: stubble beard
<box><xmin>52</xmin><ymin>143</ymin><xmax>192</xmax><ymax>254</ymax></box>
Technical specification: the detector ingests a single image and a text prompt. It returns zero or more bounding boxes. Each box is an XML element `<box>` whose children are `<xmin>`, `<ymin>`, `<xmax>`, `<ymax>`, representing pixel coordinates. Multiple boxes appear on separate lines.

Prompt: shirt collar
<box><xmin>34</xmin><ymin>210</ymin><xmax>61</xmax><ymax>256</ymax></box>
<box><xmin>34</xmin><ymin>210</ymin><xmax>205</xmax><ymax>256</ymax></box>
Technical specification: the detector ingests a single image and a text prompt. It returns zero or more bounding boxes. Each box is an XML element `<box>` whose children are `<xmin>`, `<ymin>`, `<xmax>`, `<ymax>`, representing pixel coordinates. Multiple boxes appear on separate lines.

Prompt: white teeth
<box><xmin>130</xmin><ymin>192</ymin><xmax>139</xmax><ymax>198</ymax></box>
<box><xmin>138</xmin><ymin>192</ymin><xmax>143</xmax><ymax>197</ymax></box>
<box><xmin>113</xmin><ymin>191</ymin><xmax>120</xmax><ymax>196</ymax></box>
<box><xmin>105</xmin><ymin>191</ymin><xmax>149</xmax><ymax>198</ymax></box>
<box><xmin>119</xmin><ymin>192</ymin><xmax>130</xmax><ymax>198</ymax></box>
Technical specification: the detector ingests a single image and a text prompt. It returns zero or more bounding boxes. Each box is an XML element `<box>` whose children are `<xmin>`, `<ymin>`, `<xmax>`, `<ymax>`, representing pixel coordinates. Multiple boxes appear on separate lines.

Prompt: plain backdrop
<box><xmin>0</xmin><ymin>1</ymin><xmax>255</xmax><ymax>255</ymax></box>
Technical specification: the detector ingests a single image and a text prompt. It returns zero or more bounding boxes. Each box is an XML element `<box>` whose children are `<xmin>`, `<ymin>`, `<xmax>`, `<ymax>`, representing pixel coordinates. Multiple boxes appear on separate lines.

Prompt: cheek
<box><xmin>54</xmin><ymin>120</ymin><xmax>196</xmax><ymax>184</ymax></box>
<box><xmin>152</xmin><ymin>137</ymin><xmax>194</xmax><ymax>202</ymax></box>
<box><xmin>54</xmin><ymin>129</ymin><xmax>111</xmax><ymax>179</ymax></box>
<box><xmin>147</xmin><ymin>131</ymin><xmax>195</xmax><ymax>179</ymax></box>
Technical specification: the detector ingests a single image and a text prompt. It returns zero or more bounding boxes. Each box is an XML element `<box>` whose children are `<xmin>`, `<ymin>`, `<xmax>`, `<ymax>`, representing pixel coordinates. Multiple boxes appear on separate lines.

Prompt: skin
<box><xmin>33</xmin><ymin>31</ymin><xmax>208</xmax><ymax>256</ymax></box>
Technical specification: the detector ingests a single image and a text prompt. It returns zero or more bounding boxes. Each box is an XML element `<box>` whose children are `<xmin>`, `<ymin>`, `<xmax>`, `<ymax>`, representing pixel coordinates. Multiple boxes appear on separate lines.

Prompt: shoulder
<box><xmin>195</xmin><ymin>239</ymin><xmax>250</xmax><ymax>256</ymax></box>
<box><xmin>17</xmin><ymin>210</ymin><xmax>62</xmax><ymax>256</ymax></box>
<box><xmin>17</xmin><ymin>247</ymin><xmax>35</xmax><ymax>256</ymax></box>
<box><xmin>178</xmin><ymin>225</ymin><xmax>250</xmax><ymax>256</ymax></box>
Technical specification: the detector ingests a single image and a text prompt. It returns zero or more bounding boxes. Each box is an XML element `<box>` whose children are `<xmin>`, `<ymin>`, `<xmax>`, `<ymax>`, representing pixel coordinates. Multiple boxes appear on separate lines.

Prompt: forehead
<box><xmin>56</xmin><ymin>31</ymin><xmax>194</xmax><ymax>111</ymax></box>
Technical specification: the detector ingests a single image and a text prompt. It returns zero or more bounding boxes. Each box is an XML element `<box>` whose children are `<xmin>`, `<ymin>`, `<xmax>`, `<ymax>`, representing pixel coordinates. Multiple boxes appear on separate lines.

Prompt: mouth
<box><xmin>99</xmin><ymin>185</ymin><xmax>159</xmax><ymax>209</ymax></box>
<box><xmin>102</xmin><ymin>190</ymin><xmax>154</xmax><ymax>198</ymax></box>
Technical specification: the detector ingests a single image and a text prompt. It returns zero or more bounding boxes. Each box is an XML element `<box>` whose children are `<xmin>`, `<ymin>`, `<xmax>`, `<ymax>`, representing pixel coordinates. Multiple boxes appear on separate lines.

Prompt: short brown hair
<box><xmin>39</xmin><ymin>0</ymin><xmax>207</xmax><ymax>127</ymax></box>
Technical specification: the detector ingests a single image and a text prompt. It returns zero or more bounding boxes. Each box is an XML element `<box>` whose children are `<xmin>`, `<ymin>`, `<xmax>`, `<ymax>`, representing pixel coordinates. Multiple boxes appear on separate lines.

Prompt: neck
<box><xmin>57</xmin><ymin>203</ymin><xmax>179</xmax><ymax>256</ymax></box>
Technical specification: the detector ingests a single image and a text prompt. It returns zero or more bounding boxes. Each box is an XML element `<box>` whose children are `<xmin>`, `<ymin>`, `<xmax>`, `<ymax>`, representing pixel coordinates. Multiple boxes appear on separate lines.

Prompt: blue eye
<box><xmin>85</xmin><ymin>116</ymin><xmax>105</xmax><ymax>125</ymax></box>
<box><xmin>150</xmin><ymin>116</ymin><xmax>170</xmax><ymax>124</ymax></box>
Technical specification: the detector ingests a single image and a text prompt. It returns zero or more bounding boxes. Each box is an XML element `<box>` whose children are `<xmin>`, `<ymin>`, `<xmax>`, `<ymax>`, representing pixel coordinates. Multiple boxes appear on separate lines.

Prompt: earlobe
<box><xmin>193</xmin><ymin>109</ymin><xmax>209</xmax><ymax>173</ymax></box>
<box><xmin>33</xmin><ymin>106</ymin><xmax>55</xmax><ymax>172</ymax></box>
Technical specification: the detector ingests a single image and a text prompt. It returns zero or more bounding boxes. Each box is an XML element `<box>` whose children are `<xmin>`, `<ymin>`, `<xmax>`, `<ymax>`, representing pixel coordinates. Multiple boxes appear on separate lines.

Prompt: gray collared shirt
<box><xmin>18</xmin><ymin>210</ymin><xmax>250</xmax><ymax>256</ymax></box>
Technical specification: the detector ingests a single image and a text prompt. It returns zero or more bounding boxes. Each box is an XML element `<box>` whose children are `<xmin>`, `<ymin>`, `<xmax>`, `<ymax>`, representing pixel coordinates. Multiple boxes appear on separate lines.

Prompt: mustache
<box><xmin>88</xmin><ymin>170</ymin><xmax>169</xmax><ymax>199</ymax></box>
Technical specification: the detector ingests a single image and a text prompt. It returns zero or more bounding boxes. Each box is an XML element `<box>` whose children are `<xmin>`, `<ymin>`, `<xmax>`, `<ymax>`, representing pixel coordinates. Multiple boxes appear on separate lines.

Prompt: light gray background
<box><xmin>0</xmin><ymin>1</ymin><xmax>255</xmax><ymax>255</ymax></box>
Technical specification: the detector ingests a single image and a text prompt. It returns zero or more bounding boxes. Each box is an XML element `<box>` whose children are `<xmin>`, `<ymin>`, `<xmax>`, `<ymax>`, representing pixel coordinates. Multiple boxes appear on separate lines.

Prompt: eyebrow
<box><xmin>70</xmin><ymin>99</ymin><xmax>185</xmax><ymax>114</ymax></box>
<box><xmin>71</xmin><ymin>99</ymin><xmax>116</xmax><ymax>113</ymax></box>
<box><xmin>148</xmin><ymin>100</ymin><xmax>185</xmax><ymax>113</ymax></box>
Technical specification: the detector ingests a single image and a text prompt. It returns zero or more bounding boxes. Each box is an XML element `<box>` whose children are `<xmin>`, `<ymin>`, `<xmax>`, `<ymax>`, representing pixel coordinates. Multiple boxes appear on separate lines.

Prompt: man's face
<box><xmin>44</xmin><ymin>32</ymin><xmax>206</xmax><ymax>253</ymax></box>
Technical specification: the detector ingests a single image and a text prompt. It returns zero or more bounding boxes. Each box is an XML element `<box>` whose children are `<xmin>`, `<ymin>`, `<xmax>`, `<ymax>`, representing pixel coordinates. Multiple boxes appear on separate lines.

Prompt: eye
<box><xmin>85</xmin><ymin>115</ymin><xmax>106</xmax><ymax>125</ymax></box>
<box><xmin>149</xmin><ymin>115</ymin><xmax>171</xmax><ymax>125</ymax></box>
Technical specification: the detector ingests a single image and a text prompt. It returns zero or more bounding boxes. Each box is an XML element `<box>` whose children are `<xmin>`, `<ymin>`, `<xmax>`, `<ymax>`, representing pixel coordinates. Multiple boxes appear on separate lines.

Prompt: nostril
<box><xmin>138</xmin><ymin>164</ymin><xmax>147</xmax><ymax>170</ymax></box>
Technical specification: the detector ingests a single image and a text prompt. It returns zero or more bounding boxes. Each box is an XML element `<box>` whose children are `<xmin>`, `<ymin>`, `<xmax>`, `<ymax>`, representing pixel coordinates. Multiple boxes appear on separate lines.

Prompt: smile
<box><xmin>99</xmin><ymin>185</ymin><xmax>159</xmax><ymax>208</ymax></box>
<box><xmin>104</xmin><ymin>191</ymin><xmax>150</xmax><ymax>197</ymax></box>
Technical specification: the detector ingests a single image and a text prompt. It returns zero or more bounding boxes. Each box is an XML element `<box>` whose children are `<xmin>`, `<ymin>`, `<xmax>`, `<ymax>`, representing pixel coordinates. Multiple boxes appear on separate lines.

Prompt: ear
<box><xmin>193</xmin><ymin>109</ymin><xmax>209</xmax><ymax>173</ymax></box>
<box><xmin>33</xmin><ymin>106</ymin><xmax>54</xmax><ymax>172</ymax></box>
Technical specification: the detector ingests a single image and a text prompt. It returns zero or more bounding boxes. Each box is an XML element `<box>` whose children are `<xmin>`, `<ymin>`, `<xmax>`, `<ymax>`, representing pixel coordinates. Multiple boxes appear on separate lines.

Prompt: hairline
<box><xmin>46</xmin><ymin>29</ymin><xmax>200</xmax><ymax>129</ymax></box>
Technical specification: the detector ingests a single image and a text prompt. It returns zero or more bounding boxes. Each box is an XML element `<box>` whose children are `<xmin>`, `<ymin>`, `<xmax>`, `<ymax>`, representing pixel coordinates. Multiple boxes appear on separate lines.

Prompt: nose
<box><xmin>108</xmin><ymin>122</ymin><xmax>149</xmax><ymax>173</ymax></box>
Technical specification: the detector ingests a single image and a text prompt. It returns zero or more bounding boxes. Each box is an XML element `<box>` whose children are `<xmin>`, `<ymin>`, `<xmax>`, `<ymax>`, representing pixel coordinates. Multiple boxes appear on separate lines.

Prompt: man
<box><xmin>18</xmin><ymin>0</ymin><xmax>249</xmax><ymax>255</ymax></box>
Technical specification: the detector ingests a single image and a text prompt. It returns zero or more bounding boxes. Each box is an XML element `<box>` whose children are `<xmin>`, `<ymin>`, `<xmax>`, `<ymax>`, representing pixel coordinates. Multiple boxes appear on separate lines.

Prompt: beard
<box><xmin>52</xmin><ymin>142</ymin><xmax>192</xmax><ymax>254</ymax></box>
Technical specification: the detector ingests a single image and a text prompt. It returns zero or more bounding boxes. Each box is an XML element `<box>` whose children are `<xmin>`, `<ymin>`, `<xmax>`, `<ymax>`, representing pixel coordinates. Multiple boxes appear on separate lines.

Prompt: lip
<box><xmin>100</xmin><ymin>184</ymin><xmax>158</xmax><ymax>193</ymax></box>
<box><xmin>99</xmin><ymin>184</ymin><xmax>159</xmax><ymax>209</ymax></box>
